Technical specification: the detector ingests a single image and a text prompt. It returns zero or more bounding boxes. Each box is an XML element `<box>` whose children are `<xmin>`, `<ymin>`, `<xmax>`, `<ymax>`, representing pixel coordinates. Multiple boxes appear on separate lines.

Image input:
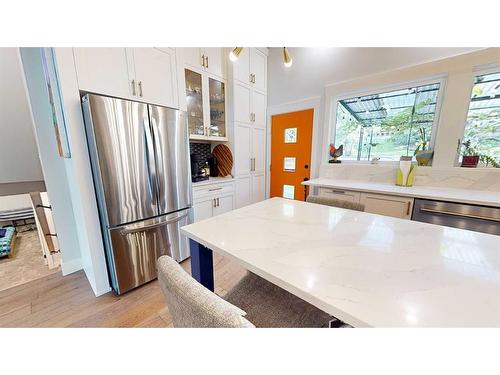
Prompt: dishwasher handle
<box><xmin>420</xmin><ymin>207</ymin><xmax>500</xmax><ymax>223</ymax></box>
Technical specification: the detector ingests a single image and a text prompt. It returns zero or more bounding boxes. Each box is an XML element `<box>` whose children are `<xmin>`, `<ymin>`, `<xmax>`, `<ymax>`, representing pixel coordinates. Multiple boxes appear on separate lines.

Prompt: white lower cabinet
<box><xmin>193</xmin><ymin>198</ymin><xmax>214</xmax><ymax>222</ymax></box>
<box><xmin>319</xmin><ymin>188</ymin><xmax>361</xmax><ymax>203</ymax></box>
<box><xmin>360</xmin><ymin>192</ymin><xmax>413</xmax><ymax>219</ymax></box>
<box><xmin>192</xmin><ymin>181</ymin><xmax>235</xmax><ymax>223</ymax></box>
<box><xmin>317</xmin><ymin>188</ymin><xmax>414</xmax><ymax>219</ymax></box>
<box><xmin>251</xmin><ymin>173</ymin><xmax>266</xmax><ymax>203</ymax></box>
<box><xmin>235</xmin><ymin>176</ymin><xmax>252</xmax><ymax>208</ymax></box>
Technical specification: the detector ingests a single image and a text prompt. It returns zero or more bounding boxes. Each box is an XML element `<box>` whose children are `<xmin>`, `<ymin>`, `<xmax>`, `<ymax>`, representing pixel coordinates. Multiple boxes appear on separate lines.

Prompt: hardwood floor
<box><xmin>0</xmin><ymin>254</ymin><xmax>246</xmax><ymax>327</ymax></box>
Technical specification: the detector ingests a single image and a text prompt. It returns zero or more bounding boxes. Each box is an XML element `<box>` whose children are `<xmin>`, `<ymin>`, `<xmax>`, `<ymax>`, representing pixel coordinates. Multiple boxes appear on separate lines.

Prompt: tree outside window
<box><xmin>333</xmin><ymin>83</ymin><xmax>441</xmax><ymax>162</ymax></box>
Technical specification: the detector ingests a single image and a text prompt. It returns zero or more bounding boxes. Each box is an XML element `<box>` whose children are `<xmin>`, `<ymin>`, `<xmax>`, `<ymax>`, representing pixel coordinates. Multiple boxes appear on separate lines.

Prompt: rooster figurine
<box><xmin>328</xmin><ymin>144</ymin><xmax>343</xmax><ymax>163</ymax></box>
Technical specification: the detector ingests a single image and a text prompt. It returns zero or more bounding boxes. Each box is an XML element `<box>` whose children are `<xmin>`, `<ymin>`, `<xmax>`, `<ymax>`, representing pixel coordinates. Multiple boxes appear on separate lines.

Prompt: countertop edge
<box><xmin>303</xmin><ymin>178</ymin><xmax>500</xmax><ymax>208</ymax></box>
<box><xmin>192</xmin><ymin>177</ymin><xmax>235</xmax><ymax>188</ymax></box>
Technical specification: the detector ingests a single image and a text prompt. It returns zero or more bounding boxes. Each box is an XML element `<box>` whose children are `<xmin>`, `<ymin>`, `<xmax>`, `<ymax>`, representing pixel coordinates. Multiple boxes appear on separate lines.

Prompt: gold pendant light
<box><xmin>283</xmin><ymin>47</ymin><xmax>293</xmax><ymax>67</ymax></box>
<box><xmin>229</xmin><ymin>47</ymin><xmax>293</xmax><ymax>67</ymax></box>
<box><xmin>229</xmin><ymin>47</ymin><xmax>243</xmax><ymax>62</ymax></box>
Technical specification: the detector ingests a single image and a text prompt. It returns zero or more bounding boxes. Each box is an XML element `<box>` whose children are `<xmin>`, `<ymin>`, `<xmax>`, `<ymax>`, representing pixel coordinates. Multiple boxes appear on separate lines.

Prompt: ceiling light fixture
<box><xmin>229</xmin><ymin>47</ymin><xmax>243</xmax><ymax>62</ymax></box>
<box><xmin>283</xmin><ymin>47</ymin><xmax>293</xmax><ymax>68</ymax></box>
<box><xmin>229</xmin><ymin>47</ymin><xmax>294</xmax><ymax>67</ymax></box>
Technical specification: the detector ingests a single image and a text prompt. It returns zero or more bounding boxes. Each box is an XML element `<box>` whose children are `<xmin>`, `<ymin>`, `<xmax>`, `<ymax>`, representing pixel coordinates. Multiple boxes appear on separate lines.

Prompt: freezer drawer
<box><xmin>412</xmin><ymin>199</ymin><xmax>500</xmax><ymax>236</ymax></box>
<box><xmin>109</xmin><ymin>210</ymin><xmax>190</xmax><ymax>294</ymax></box>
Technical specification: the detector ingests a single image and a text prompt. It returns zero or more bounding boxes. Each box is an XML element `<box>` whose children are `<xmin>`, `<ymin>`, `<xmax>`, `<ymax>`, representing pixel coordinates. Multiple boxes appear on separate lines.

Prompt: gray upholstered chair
<box><xmin>157</xmin><ymin>255</ymin><xmax>336</xmax><ymax>328</ymax></box>
<box><xmin>157</xmin><ymin>255</ymin><xmax>254</xmax><ymax>328</ymax></box>
<box><xmin>306</xmin><ymin>195</ymin><xmax>365</xmax><ymax>212</ymax></box>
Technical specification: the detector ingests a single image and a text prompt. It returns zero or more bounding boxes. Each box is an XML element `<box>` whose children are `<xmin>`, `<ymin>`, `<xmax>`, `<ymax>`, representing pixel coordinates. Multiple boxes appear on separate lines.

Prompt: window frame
<box><xmin>326</xmin><ymin>75</ymin><xmax>447</xmax><ymax>165</ymax></box>
<box><xmin>456</xmin><ymin>63</ymin><xmax>500</xmax><ymax>166</ymax></box>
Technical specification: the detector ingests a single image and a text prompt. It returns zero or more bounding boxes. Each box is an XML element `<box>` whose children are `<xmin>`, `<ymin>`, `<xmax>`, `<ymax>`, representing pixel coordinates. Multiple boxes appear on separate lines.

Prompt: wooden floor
<box><xmin>0</xmin><ymin>254</ymin><xmax>246</xmax><ymax>327</ymax></box>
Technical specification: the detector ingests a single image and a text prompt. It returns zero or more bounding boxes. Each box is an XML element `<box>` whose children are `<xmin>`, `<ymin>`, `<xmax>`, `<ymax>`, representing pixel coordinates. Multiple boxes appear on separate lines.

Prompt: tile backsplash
<box><xmin>319</xmin><ymin>164</ymin><xmax>500</xmax><ymax>192</ymax></box>
<box><xmin>189</xmin><ymin>142</ymin><xmax>211</xmax><ymax>165</ymax></box>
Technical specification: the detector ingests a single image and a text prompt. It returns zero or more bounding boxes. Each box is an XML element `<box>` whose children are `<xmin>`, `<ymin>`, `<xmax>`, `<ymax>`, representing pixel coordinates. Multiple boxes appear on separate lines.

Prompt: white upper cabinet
<box><xmin>73</xmin><ymin>47</ymin><xmax>179</xmax><ymax>108</ymax></box>
<box><xmin>252</xmin><ymin>90</ymin><xmax>266</xmax><ymax>126</ymax></box>
<box><xmin>132</xmin><ymin>48</ymin><xmax>178</xmax><ymax>108</ymax></box>
<box><xmin>234</xmin><ymin>124</ymin><xmax>251</xmax><ymax>176</ymax></box>
<box><xmin>181</xmin><ymin>48</ymin><xmax>226</xmax><ymax>79</ymax></box>
<box><xmin>233</xmin><ymin>47</ymin><xmax>251</xmax><ymax>84</ymax></box>
<box><xmin>183</xmin><ymin>48</ymin><xmax>204</xmax><ymax>72</ymax></box>
<box><xmin>251</xmin><ymin>48</ymin><xmax>267</xmax><ymax>91</ymax></box>
<box><xmin>234</xmin><ymin>82</ymin><xmax>252</xmax><ymax>124</ymax></box>
<box><xmin>233</xmin><ymin>48</ymin><xmax>267</xmax><ymax>90</ymax></box>
<box><xmin>73</xmin><ymin>48</ymin><xmax>133</xmax><ymax>99</ymax></box>
<box><xmin>252</xmin><ymin>127</ymin><xmax>266</xmax><ymax>173</ymax></box>
<box><xmin>204</xmin><ymin>48</ymin><xmax>225</xmax><ymax>78</ymax></box>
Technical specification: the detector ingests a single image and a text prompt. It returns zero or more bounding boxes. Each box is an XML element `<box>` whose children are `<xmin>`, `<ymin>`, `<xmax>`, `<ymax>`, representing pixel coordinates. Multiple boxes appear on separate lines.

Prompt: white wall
<box><xmin>268</xmin><ymin>47</ymin><xmax>482</xmax><ymax>106</ymax></box>
<box><xmin>321</xmin><ymin>48</ymin><xmax>500</xmax><ymax>168</ymax></box>
<box><xmin>267</xmin><ymin>47</ymin><xmax>493</xmax><ymax>180</ymax></box>
<box><xmin>53</xmin><ymin>48</ymin><xmax>110</xmax><ymax>296</ymax></box>
<box><xmin>0</xmin><ymin>48</ymin><xmax>43</xmax><ymax>183</ymax></box>
<box><xmin>19</xmin><ymin>48</ymin><xmax>82</xmax><ymax>275</ymax></box>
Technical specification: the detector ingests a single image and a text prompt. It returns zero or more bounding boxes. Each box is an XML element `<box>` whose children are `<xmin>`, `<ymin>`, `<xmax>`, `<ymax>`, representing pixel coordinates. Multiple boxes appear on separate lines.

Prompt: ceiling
<box><xmin>267</xmin><ymin>47</ymin><xmax>483</xmax><ymax>106</ymax></box>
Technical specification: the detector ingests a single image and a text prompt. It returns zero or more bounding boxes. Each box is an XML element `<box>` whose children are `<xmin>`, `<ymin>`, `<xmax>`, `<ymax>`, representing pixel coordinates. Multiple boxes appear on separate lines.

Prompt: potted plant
<box><xmin>414</xmin><ymin>127</ymin><xmax>434</xmax><ymax>166</ymax></box>
<box><xmin>460</xmin><ymin>140</ymin><xmax>480</xmax><ymax>167</ymax></box>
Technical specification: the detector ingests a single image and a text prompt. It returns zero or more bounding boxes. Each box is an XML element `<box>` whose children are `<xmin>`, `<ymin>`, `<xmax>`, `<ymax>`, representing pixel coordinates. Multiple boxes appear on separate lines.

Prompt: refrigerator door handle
<box><xmin>119</xmin><ymin>211</ymin><xmax>189</xmax><ymax>235</ymax></box>
<box><xmin>143</xmin><ymin>118</ymin><xmax>158</xmax><ymax>200</ymax></box>
<box><xmin>150</xmin><ymin>116</ymin><xmax>164</xmax><ymax>183</ymax></box>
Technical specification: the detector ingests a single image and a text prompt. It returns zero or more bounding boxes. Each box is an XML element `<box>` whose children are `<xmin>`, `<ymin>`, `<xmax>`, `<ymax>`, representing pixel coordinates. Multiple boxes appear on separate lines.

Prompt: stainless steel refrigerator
<box><xmin>82</xmin><ymin>93</ymin><xmax>192</xmax><ymax>294</ymax></box>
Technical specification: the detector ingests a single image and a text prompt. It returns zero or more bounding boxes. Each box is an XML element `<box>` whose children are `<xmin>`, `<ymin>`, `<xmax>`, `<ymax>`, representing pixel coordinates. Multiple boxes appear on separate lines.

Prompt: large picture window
<box><xmin>332</xmin><ymin>82</ymin><xmax>442</xmax><ymax>162</ymax></box>
<box><xmin>462</xmin><ymin>71</ymin><xmax>500</xmax><ymax>165</ymax></box>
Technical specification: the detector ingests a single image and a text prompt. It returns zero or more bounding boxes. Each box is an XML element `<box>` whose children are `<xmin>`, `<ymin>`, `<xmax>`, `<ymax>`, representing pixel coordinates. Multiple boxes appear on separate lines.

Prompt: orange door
<box><xmin>270</xmin><ymin>109</ymin><xmax>313</xmax><ymax>201</ymax></box>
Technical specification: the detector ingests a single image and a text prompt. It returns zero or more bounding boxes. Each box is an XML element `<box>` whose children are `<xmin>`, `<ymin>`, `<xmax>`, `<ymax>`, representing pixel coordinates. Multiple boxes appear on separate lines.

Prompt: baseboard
<box><xmin>61</xmin><ymin>257</ymin><xmax>83</xmax><ymax>275</ymax></box>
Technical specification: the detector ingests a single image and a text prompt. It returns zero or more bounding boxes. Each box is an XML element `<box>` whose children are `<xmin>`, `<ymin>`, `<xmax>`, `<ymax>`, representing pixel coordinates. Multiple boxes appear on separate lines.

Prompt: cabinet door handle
<box><xmin>213</xmin><ymin>198</ymin><xmax>216</xmax><ymax>208</ymax></box>
<box><xmin>205</xmin><ymin>56</ymin><xmax>209</xmax><ymax>68</ymax></box>
<box><xmin>406</xmin><ymin>201</ymin><xmax>411</xmax><ymax>216</ymax></box>
<box><xmin>201</xmin><ymin>54</ymin><xmax>205</xmax><ymax>68</ymax></box>
<box><xmin>138</xmin><ymin>81</ymin><xmax>143</xmax><ymax>97</ymax></box>
<box><xmin>216</xmin><ymin>197</ymin><xmax>219</xmax><ymax>207</ymax></box>
<box><xmin>131</xmin><ymin>80</ymin><xmax>137</xmax><ymax>96</ymax></box>
<box><xmin>249</xmin><ymin>73</ymin><xmax>253</xmax><ymax>83</ymax></box>
<box><xmin>252</xmin><ymin>74</ymin><xmax>256</xmax><ymax>83</ymax></box>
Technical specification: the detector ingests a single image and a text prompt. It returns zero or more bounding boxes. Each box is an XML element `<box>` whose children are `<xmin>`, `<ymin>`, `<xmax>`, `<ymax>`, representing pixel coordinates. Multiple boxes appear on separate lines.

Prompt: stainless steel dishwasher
<box><xmin>412</xmin><ymin>199</ymin><xmax>500</xmax><ymax>236</ymax></box>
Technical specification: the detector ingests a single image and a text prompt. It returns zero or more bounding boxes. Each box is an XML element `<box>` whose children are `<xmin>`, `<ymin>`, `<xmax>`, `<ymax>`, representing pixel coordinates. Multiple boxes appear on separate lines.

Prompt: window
<box><xmin>332</xmin><ymin>82</ymin><xmax>442</xmax><ymax>162</ymax></box>
<box><xmin>462</xmin><ymin>71</ymin><xmax>500</xmax><ymax>165</ymax></box>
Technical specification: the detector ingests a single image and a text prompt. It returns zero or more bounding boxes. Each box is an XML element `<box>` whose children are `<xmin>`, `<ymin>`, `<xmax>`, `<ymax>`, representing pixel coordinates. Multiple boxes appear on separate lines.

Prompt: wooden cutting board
<box><xmin>212</xmin><ymin>144</ymin><xmax>233</xmax><ymax>177</ymax></box>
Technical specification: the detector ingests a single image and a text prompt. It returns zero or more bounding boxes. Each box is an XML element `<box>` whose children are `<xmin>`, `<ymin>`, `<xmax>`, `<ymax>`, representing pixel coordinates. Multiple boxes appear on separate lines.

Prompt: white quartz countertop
<box><xmin>192</xmin><ymin>176</ymin><xmax>234</xmax><ymax>187</ymax></box>
<box><xmin>182</xmin><ymin>197</ymin><xmax>500</xmax><ymax>327</ymax></box>
<box><xmin>304</xmin><ymin>178</ymin><xmax>500</xmax><ymax>207</ymax></box>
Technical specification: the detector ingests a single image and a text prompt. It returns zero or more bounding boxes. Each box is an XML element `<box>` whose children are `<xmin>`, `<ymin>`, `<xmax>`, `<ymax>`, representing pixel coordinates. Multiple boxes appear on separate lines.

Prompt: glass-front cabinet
<box><xmin>185</xmin><ymin>69</ymin><xmax>227</xmax><ymax>141</ymax></box>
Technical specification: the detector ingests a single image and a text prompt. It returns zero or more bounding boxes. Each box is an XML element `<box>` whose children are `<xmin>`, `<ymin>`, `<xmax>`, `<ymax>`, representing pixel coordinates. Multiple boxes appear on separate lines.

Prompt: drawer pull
<box><xmin>208</xmin><ymin>187</ymin><xmax>223</xmax><ymax>192</ymax></box>
<box><xmin>329</xmin><ymin>189</ymin><xmax>345</xmax><ymax>194</ymax></box>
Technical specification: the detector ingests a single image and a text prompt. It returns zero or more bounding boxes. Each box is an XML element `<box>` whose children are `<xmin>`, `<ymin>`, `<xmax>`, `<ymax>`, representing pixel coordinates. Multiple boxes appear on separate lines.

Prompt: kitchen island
<box><xmin>181</xmin><ymin>197</ymin><xmax>500</xmax><ymax>327</ymax></box>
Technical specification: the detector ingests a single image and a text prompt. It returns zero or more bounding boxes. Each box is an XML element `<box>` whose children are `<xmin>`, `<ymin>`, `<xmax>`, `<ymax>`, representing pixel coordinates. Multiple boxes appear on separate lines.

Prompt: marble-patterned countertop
<box><xmin>303</xmin><ymin>178</ymin><xmax>500</xmax><ymax>207</ymax></box>
<box><xmin>192</xmin><ymin>176</ymin><xmax>234</xmax><ymax>187</ymax></box>
<box><xmin>181</xmin><ymin>197</ymin><xmax>500</xmax><ymax>327</ymax></box>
